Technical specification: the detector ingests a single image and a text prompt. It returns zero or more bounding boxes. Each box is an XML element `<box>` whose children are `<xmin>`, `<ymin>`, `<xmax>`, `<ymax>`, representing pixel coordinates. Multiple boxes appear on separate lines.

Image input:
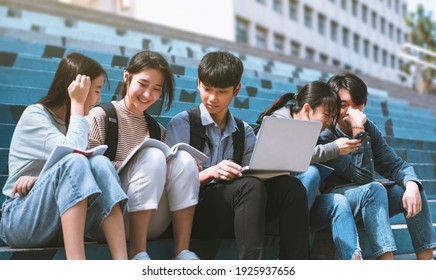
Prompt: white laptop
<box><xmin>242</xmin><ymin>116</ymin><xmax>322</xmax><ymax>177</ymax></box>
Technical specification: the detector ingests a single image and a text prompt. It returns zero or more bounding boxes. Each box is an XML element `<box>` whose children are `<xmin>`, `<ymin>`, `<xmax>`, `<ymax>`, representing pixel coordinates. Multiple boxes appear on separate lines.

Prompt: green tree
<box><xmin>404</xmin><ymin>4</ymin><xmax>436</xmax><ymax>94</ymax></box>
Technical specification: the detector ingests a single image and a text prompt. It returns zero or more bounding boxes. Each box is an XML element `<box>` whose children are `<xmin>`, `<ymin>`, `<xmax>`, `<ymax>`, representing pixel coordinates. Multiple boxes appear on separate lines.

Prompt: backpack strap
<box><xmin>187</xmin><ymin>106</ymin><xmax>245</xmax><ymax>165</ymax></box>
<box><xmin>187</xmin><ymin>106</ymin><xmax>211</xmax><ymax>152</ymax></box>
<box><xmin>232</xmin><ymin>117</ymin><xmax>245</xmax><ymax>165</ymax></box>
<box><xmin>98</xmin><ymin>102</ymin><xmax>118</xmax><ymax>161</ymax></box>
<box><xmin>98</xmin><ymin>102</ymin><xmax>162</xmax><ymax>161</ymax></box>
<box><xmin>144</xmin><ymin>112</ymin><xmax>161</xmax><ymax>140</ymax></box>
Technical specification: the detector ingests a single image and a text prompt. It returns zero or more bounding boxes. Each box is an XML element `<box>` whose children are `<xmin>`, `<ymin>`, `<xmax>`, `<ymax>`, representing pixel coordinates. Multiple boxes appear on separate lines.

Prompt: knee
<box><xmin>297</xmin><ymin>166</ymin><xmax>321</xmax><ymax>193</ymax></box>
<box><xmin>364</xmin><ymin>182</ymin><xmax>388</xmax><ymax>203</ymax></box>
<box><xmin>88</xmin><ymin>155</ymin><xmax>114</xmax><ymax>172</ymax></box>
<box><xmin>271</xmin><ymin>176</ymin><xmax>307</xmax><ymax>201</ymax></box>
<box><xmin>61</xmin><ymin>153</ymin><xmax>90</xmax><ymax>173</ymax></box>
<box><xmin>330</xmin><ymin>194</ymin><xmax>352</xmax><ymax>213</ymax></box>
<box><xmin>236</xmin><ymin>178</ymin><xmax>267</xmax><ymax>201</ymax></box>
<box><xmin>303</xmin><ymin>165</ymin><xmax>321</xmax><ymax>181</ymax></box>
<box><xmin>168</xmin><ymin>150</ymin><xmax>198</xmax><ymax>175</ymax></box>
<box><xmin>136</xmin><ymin>147</ymin><xmax>167</xmax><ymax>172</ymax></box>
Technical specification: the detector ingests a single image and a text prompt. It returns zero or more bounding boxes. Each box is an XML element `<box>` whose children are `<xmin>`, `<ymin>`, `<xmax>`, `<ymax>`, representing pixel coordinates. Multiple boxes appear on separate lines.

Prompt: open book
<box><xmin>117</xmin><ymin>138</ymin><xmax>208</xmax><ymax>173</ymax></box>
<box><xmin>40</xmin><ymin>144</ymin><xmax>108</xmax><ymax>175</ymax></box>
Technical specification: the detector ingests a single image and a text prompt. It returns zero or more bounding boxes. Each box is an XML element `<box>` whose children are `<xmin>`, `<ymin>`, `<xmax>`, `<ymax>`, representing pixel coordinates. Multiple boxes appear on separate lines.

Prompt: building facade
<box><xmin>61</xmin><ymin>0</ymin><xmax>410</xmax><ymax>85</ymax></box>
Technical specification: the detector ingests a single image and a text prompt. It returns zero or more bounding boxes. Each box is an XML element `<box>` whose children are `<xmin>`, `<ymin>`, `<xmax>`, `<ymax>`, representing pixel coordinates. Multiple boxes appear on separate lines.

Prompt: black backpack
<box><xmin>187</xmin><ymin>106</ymin><xmax>245</xmax><ymax>165</ymax></box>
<box><xmin>98</xmin><ymin>102</ymin><xmax>161</xmax><ymax>161</ymax></box>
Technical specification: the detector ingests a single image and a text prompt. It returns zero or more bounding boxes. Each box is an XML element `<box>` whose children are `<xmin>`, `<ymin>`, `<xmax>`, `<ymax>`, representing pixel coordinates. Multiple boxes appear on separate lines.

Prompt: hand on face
<box><xmin>68</xmin><ymin>74</ymin><xmax>91</xmax><ymax>105</ymax></box>
<box><xmin>343</xmin><ymin>108</ymin><xmax>367</xmax><ymax>129</ymax></box>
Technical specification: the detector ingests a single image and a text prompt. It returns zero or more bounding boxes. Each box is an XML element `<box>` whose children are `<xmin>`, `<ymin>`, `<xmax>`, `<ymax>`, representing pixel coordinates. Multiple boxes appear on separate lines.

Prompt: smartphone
<box><xmin>353</xmin><ymin>131</ymin><xmax>367</xmax><ymax>139</ymax></box>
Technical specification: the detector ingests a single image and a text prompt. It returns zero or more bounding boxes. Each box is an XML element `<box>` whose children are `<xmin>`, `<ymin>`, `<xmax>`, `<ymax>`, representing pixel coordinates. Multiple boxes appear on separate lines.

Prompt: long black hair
<box><xmin>257</xmin><ymin>81</ymin><xmax>341</xmax><ymax>127</ymax></box>
<box><xmin>39</xmin><ymin>52</ymin><xmax>107</xmax><ymax>129</ymax></box>
<box><xmin>119</xmin><ymin>50</ymin><xmax>174</xmax><ymax>114</ymax></box>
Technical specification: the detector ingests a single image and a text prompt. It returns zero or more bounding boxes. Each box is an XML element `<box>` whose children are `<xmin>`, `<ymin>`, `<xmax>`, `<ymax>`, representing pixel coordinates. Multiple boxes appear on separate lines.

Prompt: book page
<box><xmin>170</xmin><ymin>143</ymin><xmax>208</xmax><ymax>164</ymax></box>
<box><xmin>117</xmin><ymin>139</ymin><xmax>209</xmax><ymax>173</ymax></box>
<box><xmin>116</xmin><ymin>138</ymin><xmax>171</xmax><ymax>173</ymax></box>
<box><xmin>40</xmin><ymin>144</ymin><xmax>107</xmax><ymax>175</ymax></box>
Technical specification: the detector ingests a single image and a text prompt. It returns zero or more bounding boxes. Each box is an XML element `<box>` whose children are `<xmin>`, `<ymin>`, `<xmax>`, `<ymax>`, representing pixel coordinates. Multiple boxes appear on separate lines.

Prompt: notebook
<box><xmin>242</xmin><ymin>116</ymin><xmax>322</xmax><ymax>179</ymax></box>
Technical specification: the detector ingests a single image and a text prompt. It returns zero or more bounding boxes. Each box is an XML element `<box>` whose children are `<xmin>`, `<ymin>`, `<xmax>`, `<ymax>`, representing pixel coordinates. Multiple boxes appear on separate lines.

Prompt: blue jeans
<box><xmin>0</xmin><ymin>154</ymin><xmax>127</xmax><ymax>247</ymax></box>
<box><xmin>385</xmin><ymin>184</ymin><xmax>436</xmax><ymax>253</ymax></box>
<box><xmin>310</xmin><ymin>193</ymin><xmax>361</xmax><ymax>260</ymax></box>
<box><xmin>296</xmin><ymin>165</ymin><xmax>320</xmax><ymax>210</ymax></box>
<box><xmin>328</xmin><ymin>182</ymin><xmax>396</xmax><ymax>258</ymax></box>
<box><xmin>298</xmin><ymin>166</ymin><xmax>360</xmax><ymax>259</ymax></box>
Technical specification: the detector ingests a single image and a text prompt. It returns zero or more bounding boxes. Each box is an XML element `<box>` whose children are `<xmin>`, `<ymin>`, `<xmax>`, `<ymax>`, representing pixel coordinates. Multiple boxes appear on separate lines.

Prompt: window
<box><xmin>330</xmin><ymin>20</ymin><xmax>338</xmax><ymax>42</ymax></box>
<box><xmin>396</xmin><ymin>28</ymin><xmax>402</xmax><ymax>44</ymax></box>
<box><xmin>306</xmin><ymin>47</ymin><xmax>315</xmax><ymax>61</ymax></box>
<box><xmin>342</xmin><ymin>27</ymin><xmax>349</xmax><ymax>47</ymax></box>
<box><xmin>332</xmin><ymin>59</ymin><xmax>341</xmax><ymax>67</ymax></box>
<box><xmin>341</xmin><ymin>0</ymin><xmax>347</xmax><ymax>10</ymax></box>
<box><xmin>373</xmin><ymin>44</ymin><xmax>379</xmax><ymax>63</ymax></box>
<box><xmin>236</xmin><ymin>17</ymin><xmax>249</xmax><ymax>44</ymax></box>
<box><xmin>363</xmin><ymin>40</ymin><xmax>370</xmax><ymax>58</ymax></box>
<box><xmin>352</xmin><ymin>0</ymin><xmax>358</xmax><ymax>16</ymax></box>
<box><xmin>363</xmin><ymin>39</ymin><xmax>369</xmax><ymax>58</ymax></box>
<box><xmin>389</xmin><ymin>23</ymin><xmax>394</xmax><ymax>40</ymax></box>
<box><xmin>387</xmin><ymin>0</ymin><xmax>391</xmax><ymax>8</ymax></box>
<box><xmin>273</xmin><ymin>0</ymin><xmax>282</xmax><ymax>13</ymax></box>
<box><xmin>289</xmin><ymin>0</ymin><xmax>298</xmax><ymax>21</ymax></box>
<box><xmin>371</xmin><ymin>11</ymin><xmax>377</xmax><ymax>29</ymax></box>
<box><xmin>273</xmin><ymin>33</ymin><xmax>285</xmax><ymax>52</ymax></box>
<box><xmin>380</xmin><ymin>17</ymin><xmax>385</xmax><ymax>34</ymax></box>
<box><xmin>404</xmin><ymin>33</ymin><xmax>408</xmax><ymax>43</ymax></box>
<box><xmin>255</xmin><ymin>25</ymin><xmax>268</xmax><ymax>49</ymax></box>
<box><xmin>319</xmin><ymin>53</ymin><xmax>329</xmax><ymax>64</ymax></box>
<box><xmin>304</xmin><ymin>5</ymin><xmax>313</xmax><ymax>28</ymax></box>
<box><xmin>390</xmin><ymin>54</ymin><xmax>396</xmax><ymax>69</ymax></box>
<box><xmin>402</xmin><ymin>3</ymin><xmax>407</xmax><ymax>17</ymax></box>
<box><xmin>361</xmin><ymin>4</ymin><xmax>368</xmax><ymax>23</ymax></box>
<box><xmin>353</xmin><ymin>33</ymin><xmax>360</xmax><ymax>53</ymax></box>
<box><xmin>318</xmin><ymin>13</ymin><xmax>326</xmax><ymax>35</ymax></box>
<box><xmin>382</xmin><ymin>49</ymin><xmax>388</xmax><ymax>66</ymax></box>
<box><xmin>290</xmin><ymin>40</ymin><xmax>301</xmax><ymax>56</ymax></box>
<box><xmin>395</xmin><ymin>0</ymin><xmax>399</xmax><ymax>13</ymax></box>
<box><xmin>256</xmin><ymin>0</ymin><xmax>266</xmax><ymax>4</ymax></box>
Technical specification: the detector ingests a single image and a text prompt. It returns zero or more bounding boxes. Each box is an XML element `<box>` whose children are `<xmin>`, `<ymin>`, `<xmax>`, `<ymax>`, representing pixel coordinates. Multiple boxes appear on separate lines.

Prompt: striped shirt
<box><xmin>86</xmin><ymin>100</ymin><xmax>165</xmax><ymax>162</ymax></box>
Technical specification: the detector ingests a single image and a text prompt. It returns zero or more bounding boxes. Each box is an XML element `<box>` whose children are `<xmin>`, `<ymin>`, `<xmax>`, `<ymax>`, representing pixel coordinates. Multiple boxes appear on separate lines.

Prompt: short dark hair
<box><xmin>120</xmin><ymin>51</ymin><xmax>174</xmax><ymax>114</ymax></box>
<box><xmin>39</xmin><ymin>52</ymin><xmax>107</xmax><ymax>129</ymax></box>
<box><xmin>328</xmin><ymin>72</ymin><xmax>368</xmax><ymax>106</ymax></box>
<box><xmin>198</xmin><ymin>51</ymin><xmax>244</xmax><ymax>89</ymax></box>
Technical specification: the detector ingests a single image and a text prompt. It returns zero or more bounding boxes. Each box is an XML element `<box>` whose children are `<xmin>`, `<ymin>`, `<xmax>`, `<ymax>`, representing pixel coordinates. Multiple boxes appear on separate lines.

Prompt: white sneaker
<box><xmin>132</xmin><ymin>251</ymin><xmax>151</xmax><ymax>260</ymax></box>
<box><xmin>174</xmin><ymin>250</ymin><xmax>200</xmax><ymax>260</ymax></box>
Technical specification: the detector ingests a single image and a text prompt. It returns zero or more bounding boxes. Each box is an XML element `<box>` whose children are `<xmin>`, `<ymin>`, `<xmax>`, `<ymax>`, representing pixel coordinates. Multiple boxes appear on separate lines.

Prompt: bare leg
<box><xmin>172</xmin><ymin>205</ymin><xmax>195</xmax><ymax>256</ymax></box>
<box><xmin>101</xmin><ymin>203</ymin><xmax>128</xmax><ymax>260</ymax></box>
<box><xmin>128</xmin><ymin>210</ymin><xmax>154</xmax><ymax>259</ymax></box>
<box><xmin>417</xmin><ymin>248</ymin><xmax>434</xmax><ymax>260</ymax></box>
<box><xmin>377</xmin><ymin>252</ymin><xmax>394</xmax><ymax>260</ymax></box>
<box><xmin>61</xmin><ymin>199</ymin><xmax>87</xmax><ymax>260</ymax></box>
